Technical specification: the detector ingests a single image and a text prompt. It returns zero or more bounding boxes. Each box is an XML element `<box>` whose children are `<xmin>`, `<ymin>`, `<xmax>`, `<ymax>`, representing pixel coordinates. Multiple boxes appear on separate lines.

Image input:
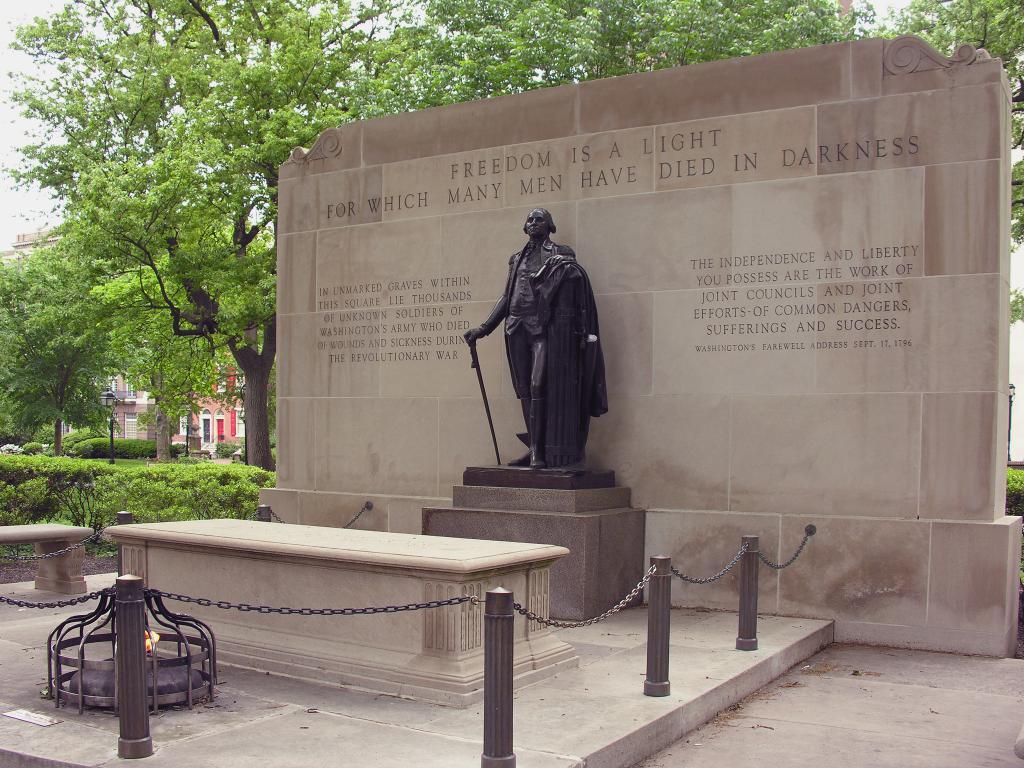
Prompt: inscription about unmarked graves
<box><xmin>316</xmin><ymin>276</ymin><xmax>472</xmax><ymax>365</ymax></box>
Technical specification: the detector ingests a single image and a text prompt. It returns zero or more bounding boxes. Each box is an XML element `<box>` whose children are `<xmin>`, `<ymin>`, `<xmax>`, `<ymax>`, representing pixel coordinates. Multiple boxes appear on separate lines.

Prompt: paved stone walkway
<box><xmin>636</xmin><ymin>644</ymin><xmax>1024</xmax><ymax>768</ymax></box>
<box><xmin>0</xmin><ymin>573</ymin><xmax>830</xmax><ymax>767</ymax></box>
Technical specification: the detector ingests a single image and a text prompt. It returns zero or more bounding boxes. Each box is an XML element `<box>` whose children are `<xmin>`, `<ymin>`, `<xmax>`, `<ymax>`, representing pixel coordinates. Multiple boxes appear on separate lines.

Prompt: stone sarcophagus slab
<box><xmin>107</xmin><ymin>519</ymin><xmax>576</xmax><ymax>706</ymax></box>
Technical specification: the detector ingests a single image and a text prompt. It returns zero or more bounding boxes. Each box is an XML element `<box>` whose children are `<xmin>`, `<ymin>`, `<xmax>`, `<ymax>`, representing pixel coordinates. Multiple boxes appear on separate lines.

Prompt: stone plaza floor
<box><xmin>1</xmin><ymin>573</ymin><xmax>1019</xmax><ymax>767</ymax></box>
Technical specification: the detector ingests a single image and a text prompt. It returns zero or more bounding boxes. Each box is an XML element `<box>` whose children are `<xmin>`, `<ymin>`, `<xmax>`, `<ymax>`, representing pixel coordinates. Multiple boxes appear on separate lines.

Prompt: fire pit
<box><xmin>48</xmin><ymin>588</ymin><xmax>217</xmax><ymax>713</ymax></box>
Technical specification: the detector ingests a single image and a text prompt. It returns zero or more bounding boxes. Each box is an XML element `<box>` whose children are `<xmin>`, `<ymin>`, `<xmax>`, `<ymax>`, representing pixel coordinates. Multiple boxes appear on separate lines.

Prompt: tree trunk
<box><xmin>154</xmin><ymin>404</ymin><xmax>171</xmax><ymax>461</ymax></box>
<box><xmin>152</xmin><ymin>373</ymin><xmax>171</xmax><ymax>461</ymax></box>
<box><xmin>242</xmin><ymin>362</ymin><xmax>274</xmax><ymax>470</ymax></box>
<box><xmin>53</xmin><ymin>419</ymin><xmax>63</xmax><ymax>456</ymax></box>
<box><xmin>228</xmin><ymin>316</ymin><xmax>276</xmax><ymax>471</ymax></box>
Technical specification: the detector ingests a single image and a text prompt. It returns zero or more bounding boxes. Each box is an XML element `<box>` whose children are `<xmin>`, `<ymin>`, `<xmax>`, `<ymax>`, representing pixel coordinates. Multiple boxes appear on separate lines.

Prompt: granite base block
<box><xmin>423</xmin><ymin>505</ymin><xmax>646</xmax><ymax>621</ymax></box>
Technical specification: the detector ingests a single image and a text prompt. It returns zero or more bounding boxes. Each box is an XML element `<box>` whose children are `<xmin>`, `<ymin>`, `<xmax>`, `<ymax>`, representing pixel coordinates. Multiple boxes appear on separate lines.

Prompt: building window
<box><xmin>202</xmin><ymin>410</ymin><xmax>212</xmax><ymax>443</ymax></box>
<box><xmin>178</xmin><ymin>416</ymin><xmax>187</xmax><ymax>436</ymax></box>
<box><xmin>124</xmin><ymin>413</ymin><xmax>138</xmax><ymax>440</ymax></box>
<box><xmin>230</xmin><ymin>410</ymin><xmax>237</xmax><ymax>437</ymax></box>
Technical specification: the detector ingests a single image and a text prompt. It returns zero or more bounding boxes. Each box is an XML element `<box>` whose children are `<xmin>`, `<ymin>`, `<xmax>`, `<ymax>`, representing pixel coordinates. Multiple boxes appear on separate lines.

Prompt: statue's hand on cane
<box><xmin>463</xmin><ymin>326</ymin><xmax>487</xmax><ymax>346</ymax></box>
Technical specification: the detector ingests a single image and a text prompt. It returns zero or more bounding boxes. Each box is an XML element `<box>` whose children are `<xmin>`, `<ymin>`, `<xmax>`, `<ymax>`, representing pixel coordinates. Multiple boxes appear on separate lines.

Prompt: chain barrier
<box><xmin>269</xmin><ymin>509</ymin><xmax>285</xmax><ymax>523</ymax></box>
<box><xmin>671</xmin><ymin>543</ymin><xmax>748</xmax><ymax>584</ymax></box>
<box><xmin>0</xmin><ymin>587</ymin><xmax>112</xmax><ymax>610</ymax></box>
<box><xmin>757</xmin><ymin>524</ymin><xmax>817</xmax><ymax>570</ymax></box>
<box><xmin>149</xmin><ymin>588</ymin><xmax>478</xmax><ymax>616</ymax></box>
<box><xmin>512</xmin><ymin>564</ymin><xmax>656</xmax><ymax>629</ymax></box>
<box><xmin>0</xmin><ymin>529</ymin><xmax>106</xmax><ymax>562</ymax></box>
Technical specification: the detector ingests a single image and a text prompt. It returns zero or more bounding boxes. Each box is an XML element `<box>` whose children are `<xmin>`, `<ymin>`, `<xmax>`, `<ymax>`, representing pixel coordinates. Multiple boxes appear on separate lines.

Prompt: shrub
<box><xmin>69</xmin><ymin>438</ymin><xmax>183</xmax><ymax>460</ymax></box>
<box><xmin>214</xmin><ymin>441</ymin><xmax>241</xmax><ymax>459</ymax></box>
<box><xmin>1</xmin><ymin>444</ymin><xmax>24</xmax><ymax>455</ymax></box>
<box><xmin>62</xmin><ymin>429</ymin><xmax>103</xmax><ymax>449</ymax></box>
<box><xmin>0</xmin><ymin>455</ymin><xmax>274</xmax><ymax>528</ymax></box>
<box><xmin>21</xmin><ymin>442</ymin><xmax>43</xmax><ymax>455</ymax></box>
<box><xmin>1008</xmin><ymin>469</ymin><xmax>1024</xmax><ymax>517</ymax></box>
<box><xmin>0</xmin><ymin>455</ymin><xmax>117</xmax><ymax>530</ymax></box>
<box><xmin>97</xmin><ymin>463</ymin><xmax>275</xmax><ymax>523</ymax></box>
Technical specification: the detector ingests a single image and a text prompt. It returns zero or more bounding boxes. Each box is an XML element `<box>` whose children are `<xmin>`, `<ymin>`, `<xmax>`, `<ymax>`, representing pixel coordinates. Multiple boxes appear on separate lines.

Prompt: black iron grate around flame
<box><xmin>47</xmin><ymin>589</ymin><xmax>217</xmax><ymax>713</ymax></box>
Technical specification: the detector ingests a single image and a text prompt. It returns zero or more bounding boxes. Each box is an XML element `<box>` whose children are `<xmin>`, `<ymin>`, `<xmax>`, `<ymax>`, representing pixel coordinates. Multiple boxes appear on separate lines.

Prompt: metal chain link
<box><xmin>269</xmin><ymin>509</ymin><xmax>285</xmax><ymax>523</ymax></box>
<box><xmin>0</xmin><ymin>588</ymin><xmax>112</xmax><ymax>610</ymax></box>
<box><xmin>343</xmin><ymin>501</ymin><xmax>372</xmax><ymax>529</ymax></box>
<box><xmin>0</xmin><ymin>529</ymin><xmax>105</xmax><ymax>562</ymax></box>
<box><xmin>149</xmin><ymin>588</ymin><xmax>478</xmax><ymax>616</ymax></box>
<box><xmin>671</xmin><ymin>542</ymin><xmax>748</xmax><ymax>584</ymax></box>
<box><xmin>512</xmin><ymin>564</ymin><xmax>656</xmax><ymax>629</ymax></box>
<box><xmin>757</xmin><ymin>525</ymin><xmax>817</xmax><ymax>570</ymax></box>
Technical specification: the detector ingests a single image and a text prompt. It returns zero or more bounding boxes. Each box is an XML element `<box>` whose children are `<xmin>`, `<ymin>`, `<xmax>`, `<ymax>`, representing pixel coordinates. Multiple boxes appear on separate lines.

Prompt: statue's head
<box><xmin>523</xmin><ymin>208</ymin><xmax>556</xmax><ymax>238</ymax></box>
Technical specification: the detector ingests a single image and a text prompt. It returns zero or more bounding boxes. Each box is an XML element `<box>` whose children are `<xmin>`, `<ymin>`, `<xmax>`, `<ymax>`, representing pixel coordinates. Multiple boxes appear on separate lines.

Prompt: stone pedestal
<box><xmin>0</xmin><ymin>525</ymin><xmax>92</xmax><ymax>595</ymax></box>
<box><xmin>424</xmin><ymin>468</ymin><xmax>645</xmax><ymax>621</ymax></box>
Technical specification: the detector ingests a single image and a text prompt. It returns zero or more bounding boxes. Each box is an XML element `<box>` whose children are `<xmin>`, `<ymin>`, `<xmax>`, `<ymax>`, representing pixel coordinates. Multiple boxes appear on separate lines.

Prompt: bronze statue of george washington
<box><xmin>464</xmin><ymin>208</ymin><xmax>607</xmax><ymax>469</ymax></box>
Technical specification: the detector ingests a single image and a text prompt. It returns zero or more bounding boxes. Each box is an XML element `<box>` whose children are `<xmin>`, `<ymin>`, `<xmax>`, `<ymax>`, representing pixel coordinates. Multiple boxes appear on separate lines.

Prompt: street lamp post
<box><xmin>100</xmin><ymin>389</ymin><xmax>117</xmax><ymax>465</ymax></box>
<box><xmin>1009</xmin><ymin>383</ymin><xmax>1016</xmax><ymax>464</ymax></box>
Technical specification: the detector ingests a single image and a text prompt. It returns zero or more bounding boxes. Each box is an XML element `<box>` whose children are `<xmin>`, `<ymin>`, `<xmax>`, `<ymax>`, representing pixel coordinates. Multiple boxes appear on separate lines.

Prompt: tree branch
<box><xmin>185</xmin><ymin>0</ymin><xmax>225</xmax><ymax>51</ymax></box>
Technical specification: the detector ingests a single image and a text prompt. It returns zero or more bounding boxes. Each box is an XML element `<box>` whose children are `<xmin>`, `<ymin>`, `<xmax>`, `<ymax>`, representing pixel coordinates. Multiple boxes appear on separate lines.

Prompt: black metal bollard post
<box><xmin>736</xmin><ymin>535</ymin><xmax>759</xmax><ymax>651</ymax></box>
<box><xmin>115</xmin><ymin>575</ymin><xmax>153</xmax><ymax>759</ymax></box>
<box><xmin>256</xmin><ymin>504</ymin><xmax>272</xmax><ymax>523</ymax></box>
<box><xmin>482</xmin><ymin>588</ymin><xmax>515</xmax><ymax>768</ymax></box>
<box><xmin>644</xmin><ymin>556</ymin><xmax>672</xmax><ymax>696</ymax></box>
<box><xmin>116</xmin><ymin>511</ymin><xmax>134</xmax><ymax>577</ymax></box>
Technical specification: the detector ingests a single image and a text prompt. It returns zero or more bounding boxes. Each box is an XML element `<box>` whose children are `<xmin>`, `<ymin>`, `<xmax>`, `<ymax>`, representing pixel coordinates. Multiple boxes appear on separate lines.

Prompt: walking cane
<box><xmin>468</xmin><ymin>340</ymin><xmax>502</xmax><ymax>465</ymax></box>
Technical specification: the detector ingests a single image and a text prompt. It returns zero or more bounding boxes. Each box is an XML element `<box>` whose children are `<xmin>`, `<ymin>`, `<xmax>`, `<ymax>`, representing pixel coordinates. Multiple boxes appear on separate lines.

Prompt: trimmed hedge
<box><xmin>21</xmin><ymin>442</ymin><xmax>43</xmax><ymax>455</ymax></box>
<box><xmin>1008</xmin><ymin>469</ymin><xmax>1024</xmax><ymax>517</ymax></box>
<box><xmin>62</xmin><ymin>429</ymin><xmax>104</xmax><ymax>448</ymax></box>
<box><xmin>69</xmin><ymin>437</ymin><xmax>183</xmax><ymax>459</ymax></box>
<box><xmin>214</xmin><ymin>441</ymin><xmax>241</xmax><ymax>459</ymax></box>
<box><xmin>0</xmin><ymin>455</ymin><xmax>274</xmax><ymax>530</ymax></box>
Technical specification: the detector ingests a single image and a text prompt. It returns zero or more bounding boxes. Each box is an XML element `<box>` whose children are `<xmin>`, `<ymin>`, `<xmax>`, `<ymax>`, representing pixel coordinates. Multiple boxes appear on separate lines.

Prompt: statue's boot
<box><xmin>507</xmin><ymin>398</ymin><xmax>532</xmax><ymax>467</ymax></box>
<box><xmin>529</xmin><ymin>397</ymin><xmax>547</xmax><ymax>469</ymax></box>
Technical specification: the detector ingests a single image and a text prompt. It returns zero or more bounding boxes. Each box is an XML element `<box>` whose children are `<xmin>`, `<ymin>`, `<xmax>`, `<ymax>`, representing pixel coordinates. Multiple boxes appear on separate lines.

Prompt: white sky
<box><xmin>0</xmin><ymin>0</ymin><xmax>916</xmax><ymax>250</ymax></box>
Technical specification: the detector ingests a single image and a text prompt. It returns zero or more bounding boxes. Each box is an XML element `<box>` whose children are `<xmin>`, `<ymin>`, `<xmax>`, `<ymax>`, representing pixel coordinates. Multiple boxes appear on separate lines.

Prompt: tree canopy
<box><xmin>355</xmin><ymin>0</ymin><xmax>875</xmax><ymax>115</ymax></box>
<box><xmin>12</xmin><ymin>0</ymin><xmax>405</xmax><ymax>469</ymax></box>
<box><xmin>0</xmin><ymin>252</ymin><xmax>114</xmax><ymax>453</ymax></box>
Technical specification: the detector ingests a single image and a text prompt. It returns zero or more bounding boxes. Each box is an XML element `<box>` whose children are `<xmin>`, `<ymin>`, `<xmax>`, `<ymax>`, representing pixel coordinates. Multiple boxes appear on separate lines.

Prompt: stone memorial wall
<box><xmin>264</xmin><ymin>36</ymin><xmax>1021</xmax><ymax>655</ymax></box>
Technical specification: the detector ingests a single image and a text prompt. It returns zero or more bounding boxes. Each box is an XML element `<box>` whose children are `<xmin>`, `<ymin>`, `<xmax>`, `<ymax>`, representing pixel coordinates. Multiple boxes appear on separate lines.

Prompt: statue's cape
<box><xmin>500</xmin><ymin>240</ymin><xmax>607</xmax><ymax>466</ymax></box>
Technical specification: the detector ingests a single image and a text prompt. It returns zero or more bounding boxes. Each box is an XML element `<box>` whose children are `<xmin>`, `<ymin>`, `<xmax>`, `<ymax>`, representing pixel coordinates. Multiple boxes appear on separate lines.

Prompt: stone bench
<box><xmin>106</xmin><ymin>519</ymin><xmax>576</xmax><ymax>706</ymax></box>
<box><xmin>0</xmin><ymin>524</ymin><xmax>94</xmax><ymax>594</ymax></box>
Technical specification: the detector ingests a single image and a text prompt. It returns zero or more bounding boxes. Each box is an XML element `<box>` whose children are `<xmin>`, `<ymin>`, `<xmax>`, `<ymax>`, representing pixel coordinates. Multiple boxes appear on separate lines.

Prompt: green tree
<box><xmin>12</xmin><ymin>0</ymin><xmax>403</xmax><ymax>470</ymax></box>
<box><xmin>0</xmin><ymin>251</ymin><xmax>114</xmax><ymax>454</ymax></box>
<box><xmin>887</xmin><ymin>0</ymin><xmax>1023</xmax><ymax>244</ymax></box>
<box><xmin>352</xmin><ymin>0</ymin><xmax>876</xmax><ymax>115</ymax></box>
